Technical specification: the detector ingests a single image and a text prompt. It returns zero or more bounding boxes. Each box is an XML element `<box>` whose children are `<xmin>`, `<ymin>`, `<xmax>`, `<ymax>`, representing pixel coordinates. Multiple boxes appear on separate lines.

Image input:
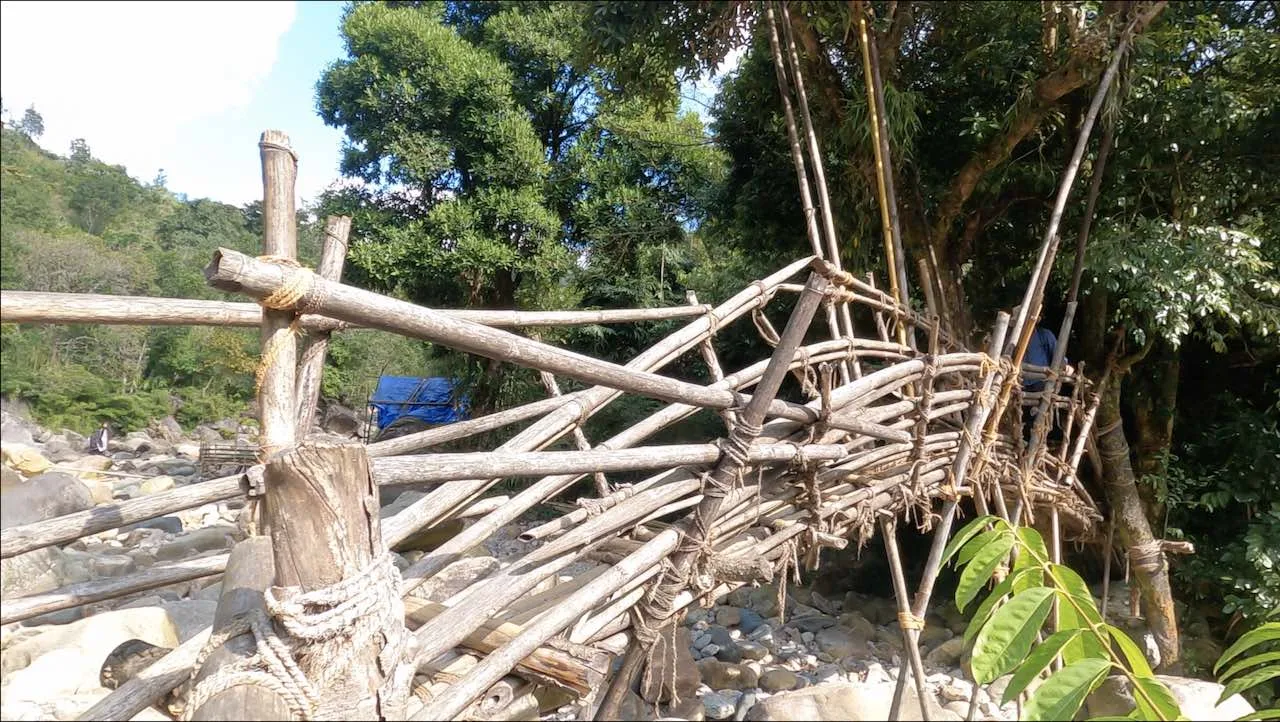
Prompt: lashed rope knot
<box><xmin>897</xmin><ymin>612</ymin><xmax>925</xmax><ymax>631</ymax></box>
<box><xmin>185</xmin><ymin>552</ymin><xmax>414</xmax><ymax>721</ymax></box>
<box><xmin>1128</xmin><ymin>539</ymin><xmax>1195</xmax><ymax>574</ymax></box>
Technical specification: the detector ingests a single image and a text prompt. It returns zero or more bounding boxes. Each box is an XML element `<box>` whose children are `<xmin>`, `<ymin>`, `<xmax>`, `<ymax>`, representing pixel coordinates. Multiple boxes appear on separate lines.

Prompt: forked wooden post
<box><xmin>296</xmin><ymin>215</ymin><xmax>352</xmax><ymax>435</ymax></box>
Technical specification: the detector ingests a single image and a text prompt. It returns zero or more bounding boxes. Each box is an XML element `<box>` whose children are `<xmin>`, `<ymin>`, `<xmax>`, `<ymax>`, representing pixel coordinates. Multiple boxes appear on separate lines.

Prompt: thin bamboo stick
<box><xmin>538</xmin><ymin>368</ymin><xmax>610</xmax><ymax>496</ymax></box>
<box><xmin>882</xmin><ymin>516</ymin><xmax>932</xmax><ymax>721</ymax></box>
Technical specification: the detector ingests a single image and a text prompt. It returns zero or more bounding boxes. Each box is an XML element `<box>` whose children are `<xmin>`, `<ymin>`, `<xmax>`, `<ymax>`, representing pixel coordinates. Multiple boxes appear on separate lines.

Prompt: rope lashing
<box><xmin>1128</xmin><ymin>539</ymin><xmax>1196</xmax><ymax>574</ymax></box>
<box><xmin>897</xmin><ymin>612</ymin><xmax>926</xmax><ymax>631</ymax></box>
<box><xmin>185</xmin><ymin>552</ymin><xmax>414</xmax><ymax>721</ymax></box>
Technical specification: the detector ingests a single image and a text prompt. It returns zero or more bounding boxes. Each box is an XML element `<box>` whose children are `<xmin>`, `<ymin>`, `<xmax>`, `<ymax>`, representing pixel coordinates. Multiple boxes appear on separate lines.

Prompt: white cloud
<box><xmin>1</xmin><ymin>0</ymin><xmax>295</xmax><ymax>194</ymax></box>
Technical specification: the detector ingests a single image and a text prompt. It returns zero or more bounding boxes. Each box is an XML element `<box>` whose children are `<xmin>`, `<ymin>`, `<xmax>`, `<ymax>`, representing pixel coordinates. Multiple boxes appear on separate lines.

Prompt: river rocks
<box><xmin>760</xmin><ymin>668</ymin><xmax>800</xmax><ymax>692</ymax></box>
<box><xmin>738</xmin><ymin>609</ymin><xmax>764</xmax><ymax>634</ymax></box>
<box><xmin>641</xmin><ymin>626</ymin><xmax>701</xmax><ymax>703</ymax></box>
<box><xmin>698</xmin><ymin>660</ymin><xmax>758</xmax><ymax>690</ymax></box>
<box><xmin>703</xmin><ymin>691</ymin><xmax>736</xmax><ymax>720</ymax></box>
<box><xmin>153</xmin><ymin>525</ymin><xmax>237</xmax><ymax>561</ymax></box>
<box><xmin>0</xmin><ymin>607</ymin><xmax>179</xmax><ymax>715</ymax></box>
<box><xmin>138</xmin><ymin>475</ymin><xmax>175</xmax><ymax>495</ymax></box>
<box><xmin>838</xmin><ymin>609</ymin><xmax>876</xmax><ymax>640</ymax></box>
<box><xmin>737</xmin><ymin>640</ymin><xmax>768</xmax><ymax>661</ymax></box>
<box><xmin>925</xmin><ymin>636</ymin><xmax>965</xmax><ymax>667</ymax></box>
<box><xmin>716</xmin><ymin>606</ymin><xmax>743</xmax><ymax>627</ymax></box>
<box><xmin>1086</xmin><ymin>674</ymin><xmax>1254</xmax><ymax>720</ymax></box>
<box><xmin>815</xmin><ymin>627</ymin><xmax>866</xmax><ymax>659</ymax></box>
<box><xmin>1</xmin><ymin>443</ymin><xmax>52</xmax><ymax>476</ymax></box>
<box><xmin>744</xmin><ymin>683</ymin><xmax>871</xmax><ymax>721</ymax></box>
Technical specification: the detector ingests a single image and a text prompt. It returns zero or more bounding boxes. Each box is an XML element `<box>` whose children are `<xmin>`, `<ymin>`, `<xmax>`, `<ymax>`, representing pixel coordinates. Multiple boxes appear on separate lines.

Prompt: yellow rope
<box><xmin>897</xmin><ymin>612</ymin><xmax>925</xmax><ymax>630</ymax></box>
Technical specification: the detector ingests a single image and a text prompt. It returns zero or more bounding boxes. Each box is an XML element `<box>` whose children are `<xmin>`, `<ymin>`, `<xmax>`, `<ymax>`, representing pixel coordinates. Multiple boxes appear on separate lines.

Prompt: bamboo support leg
<box><xmin>295</xmin><ymin>215</ymin><xmax>351</xmax><ymax>435</ymax></box>
<box><xmin>538</xmin><ymin>369</ymin><xmax>610</xmax><ymax>497</ymax></box>
<box><xmin>256</xmin><ymin>130</ymin><xmax>299</xmax><ymax>459</ymax></box>
<box><xmin>882</xmin><ymin>517</ymin><xmax>932</xmax><ymax>721</ymax></box>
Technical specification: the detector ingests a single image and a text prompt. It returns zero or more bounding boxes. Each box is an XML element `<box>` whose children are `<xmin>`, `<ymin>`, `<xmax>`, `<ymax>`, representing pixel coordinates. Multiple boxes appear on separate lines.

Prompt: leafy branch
<box><xmin>945</xmin><ymin>515</ymin><xmax>1185</xmax><ymax>721</ymax></box>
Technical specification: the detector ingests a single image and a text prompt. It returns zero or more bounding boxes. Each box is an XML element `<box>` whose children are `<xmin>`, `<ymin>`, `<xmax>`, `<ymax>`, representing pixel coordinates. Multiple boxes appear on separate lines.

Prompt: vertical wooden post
<box><xmin>264</xmin><ymin>441</ymin><xmax>406</xmax><ymax>719</ymax></box>
<box><xmin>296</xmin><ymin>215</ymin><xmax>352</xmax><ymax>436</ymax></box>
<box><xmin>258</xmin><ymin>131</ymin><xmax>300</xmax><ymax>458</ymax></box>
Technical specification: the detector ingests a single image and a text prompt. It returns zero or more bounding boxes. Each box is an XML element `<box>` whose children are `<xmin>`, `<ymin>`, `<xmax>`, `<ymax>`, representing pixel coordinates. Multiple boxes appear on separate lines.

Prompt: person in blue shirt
<box><xmin>1017</xmin><ymin>317</ymin><xmax>1073</xmax><ymax>444</ymax></box>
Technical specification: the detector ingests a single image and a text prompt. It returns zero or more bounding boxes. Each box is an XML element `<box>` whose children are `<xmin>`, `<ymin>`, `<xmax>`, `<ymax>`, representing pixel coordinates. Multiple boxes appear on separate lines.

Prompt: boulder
<box><xmin>759</xmin><ymin>669</ymin><xmax>800</xmax><ymax>693</ymax></box>
<box><xmin>323</xmin><ymin>404</ymin><xmax>361</xmax><ymax>437</ymax></box>
<box><xmin>0</xmin><ymin>608</ymin><xmax>179</xmax><ymax>717</ymax></box>
<box><xmin>1</xmin><ymin>471</ymin><xmax>94</xmax><ymax>529</ymax></box>
<box><xmin>696</xmin><ymin>660</ymin><xmax>758</xmax><ymax>691</ymax></box>
<box><xmin>1</xmin><ymin>416</ymin><xmax>35</xmax><ymax>446</ymax></box>
<box><xmin>153</xmin><ymin>526</ymin><xmax>238</xmax><ymax>562</ymax></box>
<box><xmin>925</xmin><ymin>637</ymin><xmax>965</xmax><ymax>668</ymax></box>
<box><xmin>838</xmin><ymin>610</ymin><xmax>876</xmax><ymax>640</ymax></box>
<box><xmin>640</xmin><ymin>626</ymin><xmax>701</xmax><ymax>703</ymax></box>
<box><xmin>1086</xmin><ymin>674</ymin><xmax>1253</xmax><ymax>721</ymax></box>
<box><xmin>1</xmin><ymin>443</ymin><xmax>52</xmax><ymax>476</ymax></box>
<box><xmin>138</xmin><ymin>476</ymin><xmax>175</xmax><ymax>495</ymax></box>
<box><xmin>119</xmin><ymin>599</ymin><xmax>216</xmax><ymax>643</ymax></box>
<box><xmin>153</xmin><ymin>416</ymin><xmax>185</xmax><ymax>444</ymax></box>
<box><xmin>173</xmin><ymin>443</ymin><xmax>201</xmax><ymax>460</ymax></box>
<box><xmin>1</xmin><ymin>545</ymin><xmax>84</xmax><ymax>598</ymax></box>
<box><xmin>716</xmin><ymin>606</ymin><xmax>743</xmax><ymax>628</ymax></box>
<box><xmin>85</xmin><ymin>480</ymin><xmax>115</xmax><ymax>505</ymax></box>
<box><xmin>62</xmin><ymin>455</ymin><xmax>114</xmax><ymax>481</ymax></box>
<box><xmin>1</xmin><ymin>464</ymin><xmax>21</xmax><ymax>487</ymax></box>
<box><xmin>703</xmin><ymin>692</ymin><xmax>736</xmax><ymax>720</ymax></box>
<box><xmin>745</xmin><ymin>681</ymin><xmax>944</xmax><ymax>722</ymax></box>
<box><xmin>123</xmin><ymin>516</ymin><xmax>183</xmax><ymax>535</ymax></box>
<box><xmin>815</xmin><ymin>627</ymin><xmax>866</xmax><ymax>659</ymax></box>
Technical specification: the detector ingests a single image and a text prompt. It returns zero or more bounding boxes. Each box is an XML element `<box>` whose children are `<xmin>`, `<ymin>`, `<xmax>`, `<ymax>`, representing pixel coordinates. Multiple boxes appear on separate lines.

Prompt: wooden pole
<box><xmin>0</xmin><ymin>290</ymin><xmax>714</xmax><ymax>329</ymax></box>
<box><xmin>882</xmin><ymin>517</ymin><xmax>933</xmax><ymax>721</ymax></box>
<box><xmin>205</xmin><ymin>249</ymin><xmax>885</xmax><ymax>432</ymax></box>
<box><xmin>536</xmin><ymin>368</ymin><xmax>610</xmax><ymax>497</ymax></box>
<box><xmin>188</xmin><ymin>536</ymin><xmax>292</xmax><ymax>721</ymax></box>
<box><xmin>600</xmin><ymin>272</ymin><xmax>828</xmax><ymax>719</ymax></box>
<box><xmin>295</xmin><ymin>215</ymin><xmax>351</xmax><ymax>435</ymax></box>
<box><xmin>257</xmin><ymin>130</ymin><xmax>300</xmax><ymax>458</ymax></box>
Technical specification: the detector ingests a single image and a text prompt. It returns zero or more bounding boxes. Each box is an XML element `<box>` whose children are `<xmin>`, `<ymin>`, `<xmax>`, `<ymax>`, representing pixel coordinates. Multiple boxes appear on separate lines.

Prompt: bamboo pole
<box><xmin>882</xmin><ymin>516</ymin><xmax>932</xmax><ymax>720</ymax></box>
<box><xmin>414</xmin><ymin>529</ymin><xmax>683</xmax><ymax>720</ymax></box>
<box><xmin>0</xmin><ymin>290</ymin><xmax>714</xmax><ymax>329</ymax></box>
<box><xmin>777</xmin><ymin>0</ymin><xmax>858</xmax><ymax>384</ymax></box>
<box><xmin>537</xmin><ymin>369</ymin><xmax>610</xmax><ymax>497</ymax></box>
<box><xmin>205</xmin><ymin>249</ymin><xmax>904</xmax><ymax>436</ymax></box>
<box><xmin>295</xmin><ymin>215</ymin><xmax>351</xmax><ymax>434</ymax></box>
<box><xmin>600</xmin><ymin>272</ymin><xmax>827</xmax><ymax>718</ymax></box>
<box><xmin>761</xmin><ymin>1</ymin><xmax>851</xmax><ymax>385</ymax></box>
<box><xmin>256</xmin><ymin>130</ymin><xmax>300</xmax><ymax>458</ymax></box>
<box><xmin>688</xmin><ymin>290</ymin><xmax>738</xmax><ymax>432</ymax></box>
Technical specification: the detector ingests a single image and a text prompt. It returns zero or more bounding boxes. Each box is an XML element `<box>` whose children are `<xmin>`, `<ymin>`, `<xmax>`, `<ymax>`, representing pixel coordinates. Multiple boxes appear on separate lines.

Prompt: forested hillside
<box><xmin>0</xmin><ymin>121</ymin><xmax>429</xmax><ymax>433</ymax></box>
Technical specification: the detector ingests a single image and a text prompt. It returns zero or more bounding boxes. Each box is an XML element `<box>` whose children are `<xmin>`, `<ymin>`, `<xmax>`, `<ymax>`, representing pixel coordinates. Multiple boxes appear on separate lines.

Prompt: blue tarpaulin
<box><xmin>370</xmin><ymin>376</ymin><xmax>469</xmax><ymax>432</ymax></box>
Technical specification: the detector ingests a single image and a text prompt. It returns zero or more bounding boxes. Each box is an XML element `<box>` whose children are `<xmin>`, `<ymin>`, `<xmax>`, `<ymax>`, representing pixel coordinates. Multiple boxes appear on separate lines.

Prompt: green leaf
<box><xmin>1220</xmin><ymin>666</ymin><xmax>1280</xmax><ymax>705</ymax></box>
<box><xmin>1218</xmin><ymin>650</ymin><xmax>1280</xmax><ymax>683</ymax></box>
<box><xmin>943</xmin><ymin>515</ymin><xmax>1001</xmax><ymax>565</ymax></box>
<box><xmin>1057</xmin><ymin>595</ymin><xmax>1109</xmax><ymax>663</ymax></box>
<box><xmin>1048</xmin><ymin>564</ymin><xmax>1103</xmax><ymax>626</ymax></box>
<box><xmin>957</xmin><ymin>528</ymin><xmax>1003</xmax><ymax>567</ymax></box>
<box><xmin>956</xmin><ymin>533</ymin><xmax>1015</xmax><ymax>612</ymax></box>
<box><xmin>971</xmin><ymin>587</ymin><xmax>1054</xmax><ymax>684</ymax></box>
<box><xmin>965</xmin><ymin>574</ymin><xmax>1015</xmax><ymax>647</ymax></box>
<box><xmin>1216</xmin><ymin>623</ymin><xmax>1280</xmax><ymax>674</ymax></box>
<box><xmin>1106</xmin><ymin>624</ymin><xmax>1155</xmax><ymax>677</ymax></box>
<box><xmin>1131</xmin><ymin>675</ymin><xmax>1183</xmax><ymax>721</ymax></box>
<box><xmin>1023</xmin><ymin>658</ymin><xmax>1111</xmax><ymax>721</ymax></box>
<box><xmin>1015</xmin><ymin>526</ymin><xmax>1051</xmax><ymax>569</ymax></box>
<box><xmin>1001</xmin><ymin>628</ymin><xmax>1083</xmax><ymax>704</ymax></box>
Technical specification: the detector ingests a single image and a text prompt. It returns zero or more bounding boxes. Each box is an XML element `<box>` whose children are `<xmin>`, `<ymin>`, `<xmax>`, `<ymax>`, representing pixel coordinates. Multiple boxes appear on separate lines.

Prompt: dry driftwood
<box><xmin>295</xmin><ymin>215</ymin><xmax>352</xmax><ymax>434</ymax></box>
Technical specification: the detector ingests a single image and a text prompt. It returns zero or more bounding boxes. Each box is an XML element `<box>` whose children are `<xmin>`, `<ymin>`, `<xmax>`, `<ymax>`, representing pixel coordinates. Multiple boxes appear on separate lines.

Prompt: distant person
<box><xmin>88</xmin><ymin>422</ymin><xmax>110</xmax><ymax>455</ymax></box>
<box><xmin>1020</xmin><ymin>323</ymin><xmax>1074</xmax><ymax>444</ymax></box>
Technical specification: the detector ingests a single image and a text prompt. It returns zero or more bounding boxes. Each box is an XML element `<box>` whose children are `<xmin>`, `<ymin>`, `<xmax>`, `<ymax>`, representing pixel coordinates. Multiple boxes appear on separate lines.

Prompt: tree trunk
<box><xmin>1080</xmin><ymin>289</ymin><xmax>1181</xmax><ymax>671</ymax></box>
<box><xmin>1127</xmin><ymin>342</ymin><xmax>1180</xmax><ymax>531</ymax></box>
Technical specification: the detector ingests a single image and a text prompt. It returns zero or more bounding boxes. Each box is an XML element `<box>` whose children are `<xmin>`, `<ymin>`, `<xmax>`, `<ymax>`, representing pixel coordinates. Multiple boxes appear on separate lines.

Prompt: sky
<box><xmin>0</xmin><ymin>1</ymin><xmax>741</xmax><ymax>208</ymax></box>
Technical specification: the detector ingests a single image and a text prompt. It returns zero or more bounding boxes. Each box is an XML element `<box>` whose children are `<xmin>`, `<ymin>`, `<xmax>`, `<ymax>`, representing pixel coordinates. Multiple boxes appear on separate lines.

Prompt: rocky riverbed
<box><xmin>0</xmin><ymin>405</ymin><xmax>1256</xmax><ymax>721</ymax></box>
